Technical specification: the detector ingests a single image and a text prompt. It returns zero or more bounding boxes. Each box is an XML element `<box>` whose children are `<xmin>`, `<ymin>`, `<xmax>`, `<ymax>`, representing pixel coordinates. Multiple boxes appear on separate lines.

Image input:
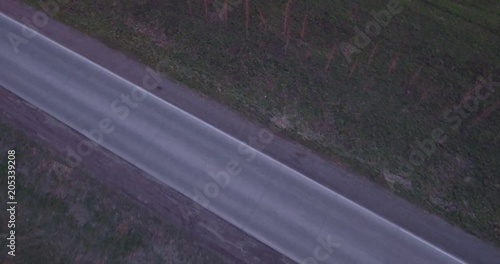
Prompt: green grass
<box><xmin>0</xmin><ymin>123</ymin><xmax>227</xmax><ymax>263</ymax></box>
<box><xmin>21</xmin><ymin>0</ymin><xmax>500</xmax><ymax>245</ymax></box>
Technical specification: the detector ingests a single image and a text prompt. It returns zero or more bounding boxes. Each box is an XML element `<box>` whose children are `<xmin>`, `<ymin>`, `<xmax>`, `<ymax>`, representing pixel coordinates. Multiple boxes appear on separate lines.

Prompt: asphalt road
<box><xmin>0</xmin><ymin>12</ymin><xmax>497</xmax><ymax>264</ymax></box>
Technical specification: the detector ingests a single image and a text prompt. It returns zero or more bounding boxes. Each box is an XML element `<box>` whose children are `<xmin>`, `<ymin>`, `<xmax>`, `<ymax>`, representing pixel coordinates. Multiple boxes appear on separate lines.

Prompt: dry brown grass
<box><xmin>460</xmin><ymin>77</ymin><xmax>488</xmax><ymax>106</ymax></box>
<box><xmin>471</xmin><ymin>100</ymin><xmax>500</xmax><ymax>126</ymax></box>
<box><xmin>362</xmin><ymin>81</ymin><xmax>374</xmax><ymax>92</ymax></box>
<box><xmin>223</xmin><ymin>0</ymin><xmax>229</xmax><ymax>22</ymax></box>
<box><xmin>282</xmin><ymin>0</ymin><xmax>293</xmax><ymax>55</ymax></box>
<box><xmin>282</xmin><ymin>0</ymin><xmax>292</xmax><ymax>35</ymax></box>
<box><xmin>323</xmin><ymin>43</ymin><xmax>337</xmax><ymax>73</ymax></box>
<box><xmin>365</xmin><ymin>43</ymin><xmax>379</xmax><ymax>72</ymax></box>
<box><xmin>414</xmin><ymin>84</ymin><xmax>432</xmax><ymax>108</ymax></box>
<box><xmin>387</xmin><ymin>53</ymin><xmax>401</xmax><ymax>76</ymax></box>
<box><xmin>245</xmin><ymin>0</ymin><xmax>250</xmax><ymax>37</ymax></box>
<box><xmin>300</xmin><ymin>14</ymin><xmax>307</xmax><ymax>40</ymax></box>
<box><xmin>285</xmin><ymin>27</ymin><xmax>292</xmax><ymax>55</ymax></box>
<box><xmin>116</xmin><ymin>221</ymin><xmax>130</xmax><ymax>235</ymax></box>
<box><xmin>204</xmin><ymin>0</ymin><xmax>209</xmax><ymax>19</ymax></box>
<box><xmin>347</xmin><ymin>59</ymin><xmax>358</xmax><ymax>82</ymax></box>
<box><xmin>257</xmin><ymin>7</ymin><xmax>268</xmax><ymax>31</ymax></box>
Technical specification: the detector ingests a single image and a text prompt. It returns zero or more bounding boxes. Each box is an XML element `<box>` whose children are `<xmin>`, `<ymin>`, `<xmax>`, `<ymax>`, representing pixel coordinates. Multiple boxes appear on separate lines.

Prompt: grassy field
<box><xmin>0</xmin><ymin>123</ymin><xmax>228</xmax><ymax>263</ymax></box>
<box><xmin>21</xmin><ymin>0</ymin><xmax>500</xmax><ymax>245</ymax></box>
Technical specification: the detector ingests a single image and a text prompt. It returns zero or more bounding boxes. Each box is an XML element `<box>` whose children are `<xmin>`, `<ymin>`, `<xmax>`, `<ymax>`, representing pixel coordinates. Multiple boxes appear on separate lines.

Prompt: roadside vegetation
<box><xmin>22</xmin><ymin>0</ymin><xmax>500</xmax><ymax>245</ymax></box>
<box><xmin>0</xmin><ymin>123</ymin><xmax>228</xmax><ymax>263</ymax></box>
